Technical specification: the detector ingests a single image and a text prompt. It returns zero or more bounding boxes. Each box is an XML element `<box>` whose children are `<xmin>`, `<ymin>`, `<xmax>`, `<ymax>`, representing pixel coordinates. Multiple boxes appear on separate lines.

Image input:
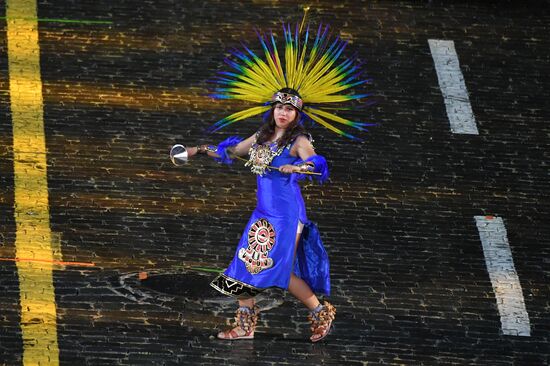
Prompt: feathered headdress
<box><xmin>209</xmin><ymin>23</ymin><xmax>373</xmax><ymax>139</ymax></box>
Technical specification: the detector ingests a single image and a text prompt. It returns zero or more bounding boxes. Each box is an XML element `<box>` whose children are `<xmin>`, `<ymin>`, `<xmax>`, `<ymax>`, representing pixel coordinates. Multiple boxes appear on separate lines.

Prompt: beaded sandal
<box><xmin>217</xmin><ymin>305</ymin><xmax>259</xmax><ymax>340</ymax></box>
<box><xmin>308</xmin><ymin>301</ymin><xmax>336</xmax><ymax>343</ymax></box>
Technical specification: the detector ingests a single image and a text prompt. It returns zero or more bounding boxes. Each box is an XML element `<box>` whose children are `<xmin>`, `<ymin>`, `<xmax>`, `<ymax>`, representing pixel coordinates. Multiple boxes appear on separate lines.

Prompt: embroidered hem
<box><xmin>210</xmin><ymin>273</ymin><xmax>265</xmax><ymax>299</ymax></box>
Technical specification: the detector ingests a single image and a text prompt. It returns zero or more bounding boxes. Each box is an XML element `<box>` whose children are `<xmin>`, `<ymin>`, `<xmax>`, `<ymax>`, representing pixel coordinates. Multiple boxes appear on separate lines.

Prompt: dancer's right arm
<box><xmin>225</xmin><ymin>134</ymin><xmax>256</xmax><ymax>157</ymax></box>
<box><xmin>189</xmin><ymin>133</ymin><xmax>256</xmax><ymax>160</ymax></box>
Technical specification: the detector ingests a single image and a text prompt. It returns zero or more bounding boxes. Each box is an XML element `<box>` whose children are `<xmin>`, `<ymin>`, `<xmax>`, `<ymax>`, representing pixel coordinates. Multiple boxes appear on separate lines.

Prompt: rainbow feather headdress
<box><xmin>209</xmin><ymin>23</ymin><xmax>373</xmax><ymax>139</ymax></box>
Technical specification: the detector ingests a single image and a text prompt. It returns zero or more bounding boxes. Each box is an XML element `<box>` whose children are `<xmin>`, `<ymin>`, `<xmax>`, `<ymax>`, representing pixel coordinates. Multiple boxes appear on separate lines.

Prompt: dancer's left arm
<box><xmin>279</xmin><ymin>135</ymin><xmax>316</xmax><ymax>174</ymax></box>
<box><xmin>279</xmin><ymin>136</ymin><xmax>329</xmax><ymax>183</ymax></box>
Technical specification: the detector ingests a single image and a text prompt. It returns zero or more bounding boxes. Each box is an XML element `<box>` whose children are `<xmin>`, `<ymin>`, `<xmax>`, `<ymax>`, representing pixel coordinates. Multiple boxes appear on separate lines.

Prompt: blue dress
<box><xmin>210</xmin><ymin>138</ymin><xmax>331</xmax><ymax>299</ymax></box>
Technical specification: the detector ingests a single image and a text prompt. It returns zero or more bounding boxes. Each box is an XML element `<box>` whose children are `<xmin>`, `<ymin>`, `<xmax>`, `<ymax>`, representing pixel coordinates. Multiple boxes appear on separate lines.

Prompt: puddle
<box><xmin>114</xmin><ymin>269</ymin><xmax>284</xmax><ymax>312</ymax></box>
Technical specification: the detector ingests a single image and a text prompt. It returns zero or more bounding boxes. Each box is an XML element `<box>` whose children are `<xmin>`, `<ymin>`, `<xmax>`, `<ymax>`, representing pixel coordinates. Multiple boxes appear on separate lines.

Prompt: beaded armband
<box><xmin>197</xmin><ymin>144</ymin><xmax>217</xmax><ymax>154</ymax></box>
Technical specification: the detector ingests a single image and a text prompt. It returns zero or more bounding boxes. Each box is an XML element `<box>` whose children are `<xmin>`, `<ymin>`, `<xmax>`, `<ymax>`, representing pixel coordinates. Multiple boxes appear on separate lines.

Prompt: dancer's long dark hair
<box><xmin>256</xmin><ymin>107</ymin><xmax>307</xmax><ymax>148</ymax></box>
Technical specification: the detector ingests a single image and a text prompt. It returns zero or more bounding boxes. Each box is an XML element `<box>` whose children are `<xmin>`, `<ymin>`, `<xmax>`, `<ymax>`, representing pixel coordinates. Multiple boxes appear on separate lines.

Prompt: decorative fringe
<box><xmin>234</xmin><ymin>305</ymin><xmax>260</xmax><ymax>333</ymax></box>
<box><xmin>215</xmin><ymin>136</ymin><xmax>243</xmax><ymax>164</ymax></box>
<box><xmin>308</xmin><ymin>301</ymin><xmax>336</xmax><ymax>336</ymax></box>
<box><xmin>292</xmin><ymin>154</ymin><xmax>329</xmax><ymax>184</ymax></box>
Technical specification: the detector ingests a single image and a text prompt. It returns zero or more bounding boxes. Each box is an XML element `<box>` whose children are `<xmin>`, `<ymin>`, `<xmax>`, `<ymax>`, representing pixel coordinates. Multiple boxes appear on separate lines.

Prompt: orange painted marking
<box><xmin>0</xmin><ymin>257</ymin><xmax>96</xmax><ymax>267</ymax></box>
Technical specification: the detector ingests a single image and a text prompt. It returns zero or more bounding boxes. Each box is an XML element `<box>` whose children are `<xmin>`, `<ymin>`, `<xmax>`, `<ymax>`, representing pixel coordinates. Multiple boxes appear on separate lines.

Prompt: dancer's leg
<box><xmin>288</xmin><ymin>273</ymin><xmax>321</xmax><ymax>310</ymax></box>
<box><xmin>239</xmin><ymin>297</ymin><xmax>255</xmax><ymax>309</ymax></box>
<box><xmin>288</xmin><ymin>231</ymin><xmax>321</xmax><ymax>311</ymax></box>
<box><xmin>289</xmin><ymin>228</ymin><xmax>335</xmax><ymax>342</ymax></box>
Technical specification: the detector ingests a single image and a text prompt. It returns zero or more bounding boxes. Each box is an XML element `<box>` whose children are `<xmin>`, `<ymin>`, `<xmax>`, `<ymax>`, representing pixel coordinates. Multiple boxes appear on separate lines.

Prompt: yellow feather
<box><xmin>303</xmin><ymin>109</ymin><xmax>348</xmax><ymax>136</ymax></box>
<box><xmin>229</xmin><ymin>81</ymin><xmax>272</xmax><ymax>96</ymax></box>
<box><xmin>285</xmin><ymin>43</ymin><xmax>294</xmax><ymax>87</ymax></box>
<box><xmin>302</xmin><ymin>58</ymin><xmax>338</xmax><ymax>91</ymax></box>
<box><xmin>306</xmin><ymin>95</ymin><xmax>357</xmax><ymax>103</ymax></box>
<box><xmin>264</xmin><ymin>50</ymin><xmax>285</xmax><ymax>87</ymax></box>
<box><xmin>239</xmin><ymin>56</ymin><xmax>285</xmax><ymax>92</ymax></box>
<box><xmin>238</xmin><ymin>67</ymin><xmax>278</xmax><ymax>93</ymax></box>
<box><xmin>223</xmin><ymin>105</ymin><xmax>271</xmax><ymax>123</ymax></box>
<box><xmin>298</xmin><ymin>55</ymin><xmax>334</xmax><ymax>94</ymax></box>
<box><xmin>306</xmin><ymin>83</ymin><xmax>352</xmax><ymax>97</ymax></box>
<box><xmin>269</xmin><ymin>41</ymin><xmax>286</xmax><ymax>85</ymax></box>
<box><xmin>232</xmin><ymin>73</ymin><xmax>271</xmax><ymax>90</ymax></box>
<box><xmin>227</xmin><ymin>92</ymin><xmax>270</xmax><ymax>103</ymax></box>
<box><xmin>294</xmin><ymin>39</ymin><xmax>310</xmax><ymax>89</ymax></box>
<box><xmin>250</xmin><ymin>56</ymin><xmax>285</xmax><ymax>90</ymax></box>
<box><xmin>305</xmin><ymin>66</ymin><xmax>348</xmax><ymax>91</ymax></box>
<box><xmin>245</xmin><ymin>64</ymin><xmax>280</xmax><ymax>92</ymax></box>
<box><xmin>305</xmin><ymin>107</ymin><xmax>357</xmax><ymax>126</ymax></box>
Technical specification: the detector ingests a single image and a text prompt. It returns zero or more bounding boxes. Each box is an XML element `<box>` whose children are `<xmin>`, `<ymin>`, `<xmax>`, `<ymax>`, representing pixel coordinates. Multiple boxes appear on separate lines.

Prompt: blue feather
<box><xmin>291</xmin><ymin>155</ymin><xmax>329</xmax><ymax>184</ymax></box>
<box><xmin>214</xmin><ymin>136</ymin><xmax>243</xmax><ymax>164</ymax></box>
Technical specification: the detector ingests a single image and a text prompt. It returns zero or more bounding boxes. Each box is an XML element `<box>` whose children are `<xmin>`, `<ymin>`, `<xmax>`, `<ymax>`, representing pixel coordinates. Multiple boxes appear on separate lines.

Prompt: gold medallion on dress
<box><xmin>239</xmin><ymin>218</ymin><xmax>276</xmax><ymax>274</ymax></box>
<box><xmin>245</xmin><ymin>142</ymin><xmax>285</xmax><ymax>175</ymax></box>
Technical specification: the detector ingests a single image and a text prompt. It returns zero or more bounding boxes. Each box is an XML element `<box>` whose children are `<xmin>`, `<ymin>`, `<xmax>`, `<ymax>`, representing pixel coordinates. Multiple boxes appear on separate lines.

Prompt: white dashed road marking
<box><xmin>429</xmin><ymin>39</ymin><xmax>479</xmax><ymax>135</ymax></box>
<box><xmin>475</xmin><ymin>216</ymin><xmax>531</xmax><ymax>336</ymax></box>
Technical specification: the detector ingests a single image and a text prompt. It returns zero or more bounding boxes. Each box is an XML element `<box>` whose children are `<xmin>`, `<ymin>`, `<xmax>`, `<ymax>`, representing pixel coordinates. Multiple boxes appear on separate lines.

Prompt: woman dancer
<box><xmin>175</xmin><ymin>23</ymin><xmax>371</xmax><ymax>342</ymax></box>
<box><xmin>186</xmin><ymin>88</ymin><xmax>334</xmax><ymax>342</ymax></box>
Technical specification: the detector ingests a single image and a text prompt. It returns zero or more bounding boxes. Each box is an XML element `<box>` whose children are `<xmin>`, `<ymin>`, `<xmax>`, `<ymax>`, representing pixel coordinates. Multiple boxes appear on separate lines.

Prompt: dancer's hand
<box><xmin>188</xmin><ymin>145</ymin><xmax>209</xmax><ymax>158</ymax></box>
<box><xmin>187</xmin><ymin>146</ymin><xmax>198</xmax><ymax>157</ymax></box>
<box><xmin>279</xmin><ymin>164</ymin><xmax>300</xmax><ymax>174</ymax></box>
<box><xmin>170</xmin><ymin>144</ymin><xmax>209</xmax><ymax>166</ymax></box>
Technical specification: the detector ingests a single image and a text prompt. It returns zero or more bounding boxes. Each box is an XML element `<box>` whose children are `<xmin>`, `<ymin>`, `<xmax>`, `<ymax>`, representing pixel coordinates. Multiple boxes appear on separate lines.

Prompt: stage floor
<box><xmin>1</xmin><ymin>1</ymin><xmax>549</xmax><ymax>365</ymax></box>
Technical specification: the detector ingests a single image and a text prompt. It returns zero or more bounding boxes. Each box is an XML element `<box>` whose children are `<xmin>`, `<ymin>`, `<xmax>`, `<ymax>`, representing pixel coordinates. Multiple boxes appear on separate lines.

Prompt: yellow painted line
<box><xmin>0</xmin><ymin>16</ymin><xmax>113</xmax><ymax>24</ymax></box>
<box><xmin>6</xmin><ymin>0</ymin><xmax>60</xmax><ymax>364</ymax></box>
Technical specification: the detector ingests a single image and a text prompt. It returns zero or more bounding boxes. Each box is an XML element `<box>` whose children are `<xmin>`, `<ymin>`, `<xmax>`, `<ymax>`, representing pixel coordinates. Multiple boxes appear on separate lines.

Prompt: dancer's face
<box><xmin>273</xmin><ymin>103</ymin><xmax>297</xmax><ymax>129</ymax></box>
